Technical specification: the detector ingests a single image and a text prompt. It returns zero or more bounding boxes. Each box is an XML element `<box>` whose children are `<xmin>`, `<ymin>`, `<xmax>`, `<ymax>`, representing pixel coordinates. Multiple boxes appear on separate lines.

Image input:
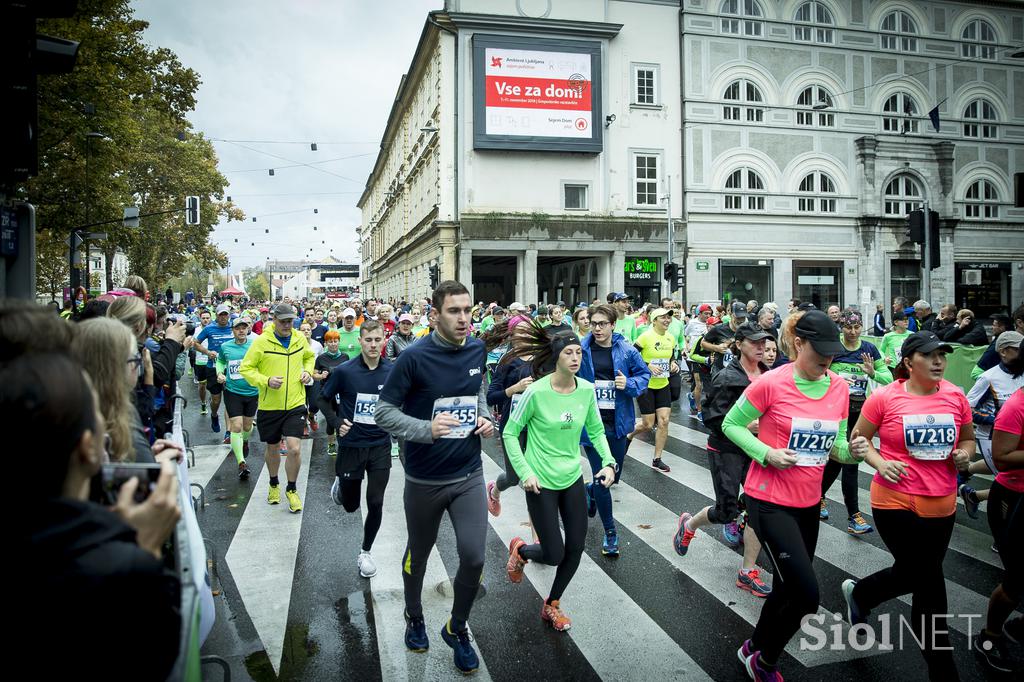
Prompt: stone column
<box><xmin>611</xmin><ymin>249</ymin><xmax>626</xmax><ymax>293</ymax></box>
<box><xmin>523</xmin><ymin>248</ymin><xmax>538</xmax><ymax>304</ymax></box>
<box><xmin>458</xmin><ymin>246</ymin><xmax>473</xmax><ymax>299</ymax></box>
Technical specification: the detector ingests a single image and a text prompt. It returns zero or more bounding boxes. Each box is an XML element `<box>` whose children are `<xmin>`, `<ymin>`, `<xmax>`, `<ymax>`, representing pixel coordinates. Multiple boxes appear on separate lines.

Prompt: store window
<box><xmin>890</xmin><ymin>259</ymin><xmax>921</xmax><ymax>304</ymax></box>
<box><xmin>955</xmin><ymin>262</ymin><xmax>1012</xmax><ymax>319</ymax></box>
<box><xmin>720</xmin><ymin>259</ymin><xmax>773</xmax><ymax>307</ymax></box>
<box><xmin>793</xmin><ymin>260</ymin><xmax>842</xmax><ymax>310</ymax></box>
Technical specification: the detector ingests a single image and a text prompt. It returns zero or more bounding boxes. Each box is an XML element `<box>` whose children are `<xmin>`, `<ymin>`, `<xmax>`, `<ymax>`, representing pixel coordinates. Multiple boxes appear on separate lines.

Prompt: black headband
<box><xmin>550</xmin><ymin>332</ymin><xmax>581</xmax><ymax>356</ymax></box>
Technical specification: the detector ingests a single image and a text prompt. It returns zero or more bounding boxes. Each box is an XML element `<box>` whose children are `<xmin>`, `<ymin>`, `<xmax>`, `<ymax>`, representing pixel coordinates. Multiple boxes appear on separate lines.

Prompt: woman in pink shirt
<box><xmin>841</xmin><ymin>331</ymin><xmax>974</xmax><ymax>680</ymax></box>
<box><xmin>977</xmin><ymin>341</ymin><xmax>1022</xmax><ymax>673</ymax></box>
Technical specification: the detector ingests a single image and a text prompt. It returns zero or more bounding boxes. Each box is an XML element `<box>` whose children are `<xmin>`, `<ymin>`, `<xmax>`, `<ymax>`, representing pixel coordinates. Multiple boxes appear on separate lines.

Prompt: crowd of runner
<box><xmin>18</xmin><ymin>278</ymin><xmax>1024</xmax><ymax>679</ymax></box>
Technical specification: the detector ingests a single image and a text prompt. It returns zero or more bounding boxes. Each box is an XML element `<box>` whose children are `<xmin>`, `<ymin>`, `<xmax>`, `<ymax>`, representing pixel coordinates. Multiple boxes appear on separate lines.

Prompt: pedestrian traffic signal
<box><xmin>185</xmin><ymin>196</ymin><xmax>200</xmax><ymax>225</ymax></box>
<box><xmin>429</xmin><ymin>264</ymin><xmax>440</xmax><ymax>289</ymax></box>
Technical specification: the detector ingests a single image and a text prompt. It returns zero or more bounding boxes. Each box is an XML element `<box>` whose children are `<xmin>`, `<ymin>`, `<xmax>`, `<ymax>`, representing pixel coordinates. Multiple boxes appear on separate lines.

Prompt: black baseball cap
<box><xmin>730</xmin><ymin>301</ymin><xmax>748</xmax><ymax>320</ymax></box>
<box><xmin>734</xmin><ymin>322</ymin><xmax>771</xmax><ymax>342</ymax></box>
<box><xmin>900</xmin><ymin>331</ymin><xmax>953</xmax><ymax>357</ymax></box>
<box><xmin>794</xmin><ymin>310</ymin><xmax>845</xmax><ymax>356</ymax></box>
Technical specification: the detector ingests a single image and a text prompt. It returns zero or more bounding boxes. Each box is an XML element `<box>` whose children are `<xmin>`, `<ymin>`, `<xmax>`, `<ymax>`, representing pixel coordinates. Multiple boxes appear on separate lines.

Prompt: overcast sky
<box><xmin>132</xmin><ymin>0</ymin><xmax>444</xmax><ymax>272</ymax></box>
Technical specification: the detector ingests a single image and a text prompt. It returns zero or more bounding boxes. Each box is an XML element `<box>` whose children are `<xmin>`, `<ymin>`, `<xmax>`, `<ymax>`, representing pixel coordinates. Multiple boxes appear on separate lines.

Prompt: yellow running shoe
<box><xmin>267</xmin><ymin>484</ymin><xmax>281</xmax><ymax>505</ymax></box>
<box><xmin>286</xmin><ymin>489</ymin><xmax>302</xmax><ymax>513</ymax></box>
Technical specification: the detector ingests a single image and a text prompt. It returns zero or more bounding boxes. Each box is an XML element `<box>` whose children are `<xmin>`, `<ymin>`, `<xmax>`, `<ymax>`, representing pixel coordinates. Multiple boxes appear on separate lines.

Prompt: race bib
<box><xmin>433</xmin><ymin>395</ymin><xmax>477</xmax><ymax>439</ymax></box>
<box><xmin>902</xmin><ymin>414</ymin><xmax>956</xmax><ymax>460</ymax></box>
<box><xmin>839</xmin><ymin>372</ymin><xmax>868</xmax><ymax>398</ymax></box>
<box><xmin>228</xmin><ymin>359</ymin><xmax>243</xmax><ymax>381</ymax></box>
<box><xmin>594</xmin><ymin>380</ymin><xmax>616</xmax><ymax>410</ymax></box>
<box><xmin>651</xmin><ymin>358</ymin><xmax>670</xmax><ymax>374</ymax></box>
<box><xmin>787</xmin><ymin>417</ymin><xmax>839</xmax><ymax>467</ymax></box>
<box><xmin>353</xmin><ymin>392</ymin><xmax>379</xmax><ymax>425</ymax></box>
<box><xmin>722</xmin><ymin>350</ymin><xmax>734</xmax><ymax>367</ymax></box>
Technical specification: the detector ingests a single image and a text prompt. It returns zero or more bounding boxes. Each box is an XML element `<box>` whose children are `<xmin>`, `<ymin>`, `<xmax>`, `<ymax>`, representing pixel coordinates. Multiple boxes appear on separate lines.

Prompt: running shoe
<box><xmin>267</xmin><ymin>484</ymin><xmax>281</xmax><ymax>505</ymax></box>
<box><xmin>357</xmin><ymin>551</ymin><xmax>377</xmax><ymax>578</ymax></box>
<box><xmin>742</xmin><ymin>650</ymin><xmax>784</xmax><ymax>682</ymax></box>
<box><xmin>841</xmin><ymin>578</ymin><xmax>866</xmax><ymax>626</ymax></box>
<box><xmin>327</xmin><ymin>441</ymin><xmax>337</xmax><ymax>456</ymax></box>
<box><xmin>223</xmin><ymin>432</ymin><xmax>231</xmax><ymax>445</ymax></box>
<box><xmin>238</xmin><ymin>461</ymin><xmax>250</xmax><ymax>481</ymax></box>
<box><xmin>200</xmin><ymin>403</ymin><xmax>208</xmax><ymax>415</ymax></box>
<box><xmin>391</xmin><ymin>441</ymin><xmax>400</xmax><ymax>458</ymax></box>
<box><xmin>585</xmin><ymin>482</ymin><xmax>597</xmax><ymax>518</ymax></box>
<box><xmin>652</xmin><ymin>458</ymin><xmax>671</xmax><ymax>473</ymax></box>
<box><xmin>507</xmin><ymin>536</ymin><xmax>527</xmax><ymax>583</ymax></box>
<box><xmin>1004</xmin><ymin>616</ymin><xmax>1023</xmax><ymax>644</ymax></box>
<box><xmin>973</xmin><ymin>632</ymin><xmax>1014</xmax><ymax>674</ymax></box>
<box><xmin>602</xmin><ymin>529</ymin><xmax>619</xmax><ymax>557</ymax></box>
<box><xmin>486</xmin><ymin>480</ymin><xmax>501</xmax><ymax>517</ymax></box>
<box><xmin>991</xmin><ymin>543</ymin><xmax>999</xmax><ymax>553</ymax></box>
<box><xmin>211</xmin><ymin>415</ymin><xmax>220</xmax><ymax>433</ymax></box>
<box><xmin>279</xmin><ymin>443</ymin><xmax>288</xmax><ymax>456</ymax></box>
<box><xmin>440</xmin><ymin>620</ymin><xmax>479</xmax><ymax>674</ymax></box>
<box><xmin>286</xmin><ymin>489</ymin><xmax>302</xmax><ymax>513</ymax></box>
<box><xmin>673</xmin><ymin>512</ymin><xmax>695</xmax><ymax>556</ymax></box>
<box><xmin>847</xmin><ymin>513</ymin><xmax>873</xmax><ymax>535</ymax></box>
<box><xmin>736</xmin><ymin>569</ymin><xmax>771</xmax><ymax>598</ymax></box>
<box><xmin>302</xmin><ymin>423</ymin><xmax>310</xmax><ymax>439</ymax></box>
<box><xmin>819</xmin><ymin>499</ymin><xmax>829</xmax><ymax>520</ymax></box>
<box><xmin>330</xmin><ymin>477</ymin><xmax>343</xmax><ymax>506</ymax></box>
<box><xmin>309</xmin><ymin>415</ymin><xmax>318</xmax><ymax>432</ymax></box>
<box><xmin>737</xmin><ymin>639</ymin><xmax>754</xmax><ymax>666</ymax></box>
<box><xmin>687</xmin><ymin>392</ymin><xmax>697</xmax><ymax>413</ymax></box>
<box><xmin>404</xmin><ymin>611</ymin><xmax>429</xmax><ymax>652</ymax></box>
<box><xmin>540</xmin><ymin>600</ymin><xmax>572</xmax><ymax>632</ymax></box>
<box><xmin>959</xmin><ymin>484</ymin><xmax>980</xmax><ymax>519</ymax></box>
<box><xmin>722</xmin><ymin>520</ymin><xmax>741</xmax><ymax>548</ymax></box>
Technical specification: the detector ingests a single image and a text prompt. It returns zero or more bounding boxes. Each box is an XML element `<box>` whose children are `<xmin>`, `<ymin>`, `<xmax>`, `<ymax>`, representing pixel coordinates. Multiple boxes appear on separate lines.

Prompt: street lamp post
<box><xmin>71</xmin><ymin>131</ymin><xmax>106</xmax><ymax>295</ymax></box>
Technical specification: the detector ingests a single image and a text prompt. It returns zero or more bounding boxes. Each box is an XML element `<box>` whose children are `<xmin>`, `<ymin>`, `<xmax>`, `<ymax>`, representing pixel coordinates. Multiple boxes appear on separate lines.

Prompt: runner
<box><xmin>819</xmin><ymin>310</ymin><xmax>893</xmax><ymax>533</ymax></box>
<box><xmin>318</xmin><ymin>320</ymin><xmax>393</xmax><ymax>579</ymax></box>
<box><xmin>579</xmin><ymin>304</ymin><xmax>651</xmax><ymax>556</ymax></box>
<box><xmin>685</xmin><ymin>303</ymin><xmax>714</xmax><ymax>420</ymax></box>
<box><xmin>608</xmin><ymin>292</ymin><xmax>637</xmax><ymax>341</ymax></box>
<box><xmin>628</xmin><ymin>307</ymin><xmax>679</xmax><ymax>472</ymax></box>
<box><xmin>339</xmin><ymin>308</ymin><xmax>362</xmax><ymax>359</ymax></box>
<box><xmin>571</xmin><ymin>306</ymin><xmax>590</xmax><ymax>337</ymax></box>
<box><xmin>194</xmin><ymin>310</ymin><xmax>211</xmax><ymax>414</ymax></box>
<box><xmin>703</xmin><ymin>309</ymin><xmax>863</xmax><ymax>681</ymax></box>
<box><xmin>672</xmin><ymin>323</ymin><xmax>771</xmax><ymax>598</ymax></box>
<box><xmin>195</xmin><ymin>303</ymin><xmax>236</xmax><ymax>437</ymax></box>
<box><xmin>239</xmin><ymin>303</ymin><xmax>316</xmax><ymax>513</ymax></box>
<box><xmin>976</xmin><ymin>368</ymin><xmax>1023</xmax><ymax>673</ymax></box>
<box><xmin>314</xmin><ymin>330</ymin><xmax>348</xmax><ymax>456</ymax></box>
<box><xmin>878</xmin><ymin>310</ymin><xmax>911</xmax><ymax>368</ymax></box>
<box><xmin>300</xmin><ymin>322</ymin><xmax>324</xmax><ymax>435</ymax></box>
<box><xmin>503</xmin><ymin>327</ymin><xmax>617</xmax><ymax>631</ymax></box>
<box><xmin>374</xmin><ymin>280</ymin><xmax>493</xmax><ymax>674</ymax></box>
<box><xmin>215</xmin><ymin>315</ymin><xmax>257</xmax><ymax>480</ymax></box>
<box><xmin>384</xmin><ymin>313</ymin><xmax>416</xmax><ymax>360</ymax></box>
<box><xmin>701</xmin><ymin>302</ymin><xmax>748</xmax><ymax>377</ymax></box>
<box><xmin>840</xmin><ymin>331</ymin><xmax>975</xmax><ymax>681</ymax></box>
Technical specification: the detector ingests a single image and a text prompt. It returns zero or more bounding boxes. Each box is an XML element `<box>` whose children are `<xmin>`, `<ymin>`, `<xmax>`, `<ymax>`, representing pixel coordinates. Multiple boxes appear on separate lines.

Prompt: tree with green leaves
<box><xmin>18</xmin><ymin>0</ymin><xmax>241</xmax><ymax>295</ymax></box>
<box><xmin>242</xmin><ymin>267</ymin><xmax>269</xmax><ymax>301</ymax></box>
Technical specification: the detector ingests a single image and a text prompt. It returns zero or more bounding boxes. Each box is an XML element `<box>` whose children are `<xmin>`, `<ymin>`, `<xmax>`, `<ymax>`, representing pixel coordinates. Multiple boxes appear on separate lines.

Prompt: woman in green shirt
<box><xmin>503</xmin><ymin>327</ymin><xmax>616</xmax><ymax>633</ymax></box>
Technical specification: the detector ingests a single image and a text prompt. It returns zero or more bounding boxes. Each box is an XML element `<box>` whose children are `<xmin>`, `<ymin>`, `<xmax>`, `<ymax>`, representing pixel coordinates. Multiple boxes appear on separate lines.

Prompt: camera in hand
<box><xmin>94</xmin><ymin>463</ymin><xmax>163</xmax><ymax>506</ymax></box>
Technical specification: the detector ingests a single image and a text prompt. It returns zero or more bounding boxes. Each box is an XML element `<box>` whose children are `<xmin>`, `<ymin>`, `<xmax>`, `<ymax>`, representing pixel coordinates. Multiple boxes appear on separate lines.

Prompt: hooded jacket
<box><xmin>942</xmin><ymin>318</ymin><xmax>989</xmax><ymax>346</ymax></box>
<box><xmin>578</xmin><ymin>332</ymin><xmax>651</xmax><ymax>439</ymax></box>
<box><xmin>703</xmin><ymin>357</ymin><xmax>770</xmax><ymax>453</ymax></box>
<box><xmin>239</xmin><ymin>326</ymin><xmax>316</xmax><ymax>411</ymax></box>
<box><xmin>29</xmin><ymin>498</ymin><xmax>180</xmax><ymax>679</ymax></box>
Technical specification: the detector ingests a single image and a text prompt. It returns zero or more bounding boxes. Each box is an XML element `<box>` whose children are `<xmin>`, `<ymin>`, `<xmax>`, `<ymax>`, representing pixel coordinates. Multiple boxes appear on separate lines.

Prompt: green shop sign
<box><xmin>696</xmin><ymin>261</ymin><xmax>709</xmax><ymax>271</ymax></box>
<box><xmin>624</xmin><ymin>257</ymin><xmax>659</xmax><ymax>282</ymax></box>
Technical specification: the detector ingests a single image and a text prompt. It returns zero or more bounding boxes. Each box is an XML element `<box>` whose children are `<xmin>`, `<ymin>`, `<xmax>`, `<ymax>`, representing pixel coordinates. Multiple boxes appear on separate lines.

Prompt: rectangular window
<box><xmin>720</xmin><ymin>259</ymin><xmax>773</xmax><ymax>306</ymax></box>
<box><xmin>725</xmin><ymin>194</ymin><xmax>741</xmax><ymax>210</ymax></box>
<box><xmin>890</xmin><ymin>259</ymin><xmax>921</xmax><ymax>303</ymax></box>
<box><xmin>794</xmin><ymin>260</ymin><xmax>843</xmax><ymax>309</ymax></box>
<box><xmin>633</xmin><ymin>153</ymin><xmax>660</xmax><ymax>206</ymax></box>
<box><xmin>881</xmin><ymin>34</ymin><xmax>896</xmax><ymax>50</ymax></box>
<box><xmin>722</xmin><ymin>18</ymin><xmax>739</xmax><ymax>34</ymax></box>
<box><xmin>563</xmin><ymin>184</ymin><xmax>588</xmax><ymax>210</ymax></box>
<box><xmin>798</xmin><ymin>197</ymin><xmax>814</xmax><ymax>212</ymax></box>
<box><xmin>724</xmin><ymin>106</ymin><xmax>740</xmax><ymax>120</ymax></box>
<box><xmin>633</xmin><ymin>64</ymin><xmax>659</xmax><ymax>105</ymax></box>
<box><xmin>747</xmin><ymin>195</ymin><xmax>765</xmax><ymax>211</ymax></box>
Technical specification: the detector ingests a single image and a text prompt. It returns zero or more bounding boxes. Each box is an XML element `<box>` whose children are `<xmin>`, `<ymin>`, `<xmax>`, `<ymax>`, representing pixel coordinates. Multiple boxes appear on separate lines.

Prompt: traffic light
<box><xmin>663</xmin><ymin>261</ymin><xmax>684</xmax><ymax>292</ymax></box>
<box><xmin>905</xmin><ymin>209</ymin><xmax>940</xmax><ymax>269</ymax></box>
<box><xmin>906</xmin><ymin>210</ymin><xmax>925</xmax><ymax>244</ymax></box>
<box><xmin>429</xmin><ymin>264</ymin><xmax>440</xmax><ymax>289</ymax></box>
<box><xmin>185</xmin><ymin>196</ymin><xmax>200</xmax><ymax>225</ymax></box>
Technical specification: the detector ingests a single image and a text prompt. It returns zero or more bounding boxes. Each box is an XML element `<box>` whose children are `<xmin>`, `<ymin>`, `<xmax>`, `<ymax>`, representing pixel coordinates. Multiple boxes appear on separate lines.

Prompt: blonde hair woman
<box><xmin>107</xmin><ymin>295</ymin><xmax>148</xmax><ymax>341</ymax></box>
<box><xmin>70</xmin><ymin>318</ymin><xmax>153</xmax><ymax>463</ymax></box>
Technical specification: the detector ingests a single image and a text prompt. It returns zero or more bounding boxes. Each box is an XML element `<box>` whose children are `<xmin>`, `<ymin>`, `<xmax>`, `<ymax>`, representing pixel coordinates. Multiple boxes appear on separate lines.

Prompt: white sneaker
<box><xmin>357</xmin><ymin>551</ymin><xmax>377</xmax><ymax>578</ymax></box>
<box><xmin>330</xmin><ymin>477</ymin><xmax>343</xmax><ymax>506</ymax></box>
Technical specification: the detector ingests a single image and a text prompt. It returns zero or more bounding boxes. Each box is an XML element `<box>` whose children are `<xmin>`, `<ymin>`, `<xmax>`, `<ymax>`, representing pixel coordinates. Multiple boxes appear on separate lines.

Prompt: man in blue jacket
<box><xmin>577</xmin><ymin>303</ymin><xmax>651</xmax><ymax>556</ymax></box>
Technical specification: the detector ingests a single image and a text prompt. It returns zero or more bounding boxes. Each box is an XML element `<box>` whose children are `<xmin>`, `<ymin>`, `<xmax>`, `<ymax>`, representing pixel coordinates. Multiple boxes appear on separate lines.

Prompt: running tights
<box><xmin>584</xmin><ymin>431</ymin><xmax>628</xmax><ymax>532</ymax></box>
<box><xmin>852</xmin><ymin>509</ymin><xmax>957</xmax><ymax>680</ymax></box>
<box><xmin>340</xmin><ymin>470</ymin><xmax>389</xmax><ymax>552</ymax></box>
<box><xmin>495</xmin><ymin>430</ymin><xmax>527</xmax><ymax>492</ymax></box>
<box><xmin>519</xmin><ymin>477</ymin><xmax>588</xmax><ymax>603</ymax></box>
<box><xmin>402</xmin><ymin>470</ymin><xmax>487</xmax><ymax>623</ymax></box>
<box><xmin>820</xmin><ymin>404</ymin><xmax>862</xmax><ymax>517</ymax></box>
<box><xmin>746</xmin><ymin>498</ymin><xmax>821</xmax><ymax>665</ymax></box>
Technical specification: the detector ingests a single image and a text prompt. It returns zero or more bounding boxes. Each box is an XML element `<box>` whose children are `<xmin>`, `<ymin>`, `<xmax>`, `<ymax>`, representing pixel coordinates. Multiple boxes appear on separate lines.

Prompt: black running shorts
<box><xmin>336</xmin><ymin>444</ymin><xmax>392</xmax><ymax>480</ymax></box>
<box><xmin>205</xmin><ymin>364</ymin><xmax>224</xmax><ymax>394</ymax></box>
<box><xmin>637</xmin><ymin>385</ymin><xmax>672</xmax><ymax>414</ymax></box>
<box><xmin>258</xmin><ymin>407</ymin><xmax>307</xmax><ymax>443</ymax></box>
<box><xmin>223</xmin><ymin>389</ymin><xmax>258</xmax><ymax>418</ymax></box>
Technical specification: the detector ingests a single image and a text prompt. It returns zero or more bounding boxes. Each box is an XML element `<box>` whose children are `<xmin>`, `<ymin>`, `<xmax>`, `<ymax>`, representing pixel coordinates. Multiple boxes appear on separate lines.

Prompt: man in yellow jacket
<box><xmin>240</xmin><ymin>303</ymin><xmax>316</xmax><ymax>512</ymax></box>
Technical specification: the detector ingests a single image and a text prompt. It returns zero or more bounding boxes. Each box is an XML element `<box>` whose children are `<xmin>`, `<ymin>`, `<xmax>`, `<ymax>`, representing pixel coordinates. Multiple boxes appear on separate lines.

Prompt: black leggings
<box><xmin>820</xmin><ymin>403</ymin><xmax>862</xmax><ymax>516</ymax></box>
<box><xmin>988</xmin><ymin>481</ymin><xmax>1023</xmax><ymax>603</ymax></box>
<box><xmin>495</xmin><ymin>429</ymin><xmax>527</xmax><ymax>492</ymax></box>
<box><xmin>852</xmin><ymin>508</ymin><xmax>956</xmax><ymax>680</ymax></box>
<box><xmin>340</xmin><ymin>469</ymin><xmax>389</xmax><ymax>552</ymax></box>
<box><xmin>519</xmin><ymin>477</ymin><xmax>588</xmax><ymax>603</ymax></box>
<box><xmin>746</xmin><ymin>497</ymin><xmax>821</xmax><ymax>665</ymax></box>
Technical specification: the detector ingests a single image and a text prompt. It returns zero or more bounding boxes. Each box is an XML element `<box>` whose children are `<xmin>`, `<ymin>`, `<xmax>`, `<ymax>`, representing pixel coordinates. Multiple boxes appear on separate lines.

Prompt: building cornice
<box><xmin>441</xmin><ymin>12</ymin><xmax>623</xmax><ymax>39</ymax></box>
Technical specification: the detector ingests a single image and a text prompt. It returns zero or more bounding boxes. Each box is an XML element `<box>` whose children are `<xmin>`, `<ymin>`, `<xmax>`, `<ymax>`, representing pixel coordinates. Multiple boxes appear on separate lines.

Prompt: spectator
<box><xmin>871</xmin><ymin>303</ymin><xmax>886</xmax><ymax>336</ymax></box>
<box><xmin>1014</xmin><ymin>304</ymin><xmax>1024</xmax><ymax>335</ymax></box>
<box><xmin>826</xmin><ymin>305</ymin><xmax>841</xmax><ymax>322</ymax></box>
<box><xmin>746</xmin><ymin>299</ymin><xmax>759</xmax><ymax>316</ymax></box>
<box><xmin>974</xmin><ymin>314</ymin><xmax>1011</xmax><ymax>379</ymax></box>
<box><xmin>756</xmin><ymin>307</ymin><xmax>775</xmax><ymax>333</ymax></box>
<box><xmin>931</xmin><ymin>303</ymin><xmax>959</xmax><ymax>339</ymax></box>
<box><xmin>0</xmin><ymin>299</ymin><xmax>74</xmax><ymax>362</ymax></box>
<box><xmin>19</xmin><ymin>353</ymin><xmax>181</xmax><ymax>680</ymax></box>
<box><xmin>912</xmin><ymin>300</ymin><xmax>937</xmax><ymax>332</ymax></box>
<box><xmin>760</xmin><ymin>302</ymin><xmax>781</xmax><ymax>330</ymax></box>
<box><xmin>123</xmin><ymin>274</ymin><xmax>148</xmax><ymax>298</ymax></box>
<box><xmin>943</xmin><ymin>308</ymin><xmax>988</xmax><ymax>346</ymax></box>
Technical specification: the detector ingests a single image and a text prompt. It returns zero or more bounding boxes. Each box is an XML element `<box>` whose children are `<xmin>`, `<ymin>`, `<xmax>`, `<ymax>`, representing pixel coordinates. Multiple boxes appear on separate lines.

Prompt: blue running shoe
<box><xmin>722</xmin><ymin>520</ymin><xmax>741</xmax><ymax>548</ymax></box>
<box><xmin>847</xmin><ymin>513</ymin><xmax>874</xmax><ymax>535</ymax></box>
<box><xmin>688</xmin><ymin>392</ymin><xmax>697</xmax><ymax>413</ymax></box>
<box><xmin>404</xmin><ymin>611</ymin><xmax>428</xmax><ymax>652</ymax></box>
<box><xmin>819</xmin><ymin>499</ymin><xmax>829</xmax><ymax>520</ymax></box>
<box><xmin>440</xmin><ymin>620</ymin><xmax>479</xmax><ymax>674</ymax></box>
<box><xmin>602</xmin><ymin>529</ymin><xmax>619</xmax><ymax>557</ymax></box>
<box><xmin>673</xmin><ymin>512</ymin><xmax>695</xmax><ymax>556</ymax></box>
<box><xmin>585</xmin><ymin>482</ymin><xmax>597</xmax><ymax>518</ymax></box>
<box><xmin>959</xmin><ymin>484</ymin><xmax>980</xmax><ymax>519</ymax></box>
<box><xmin>211</xmin><ymin>414</ymin><xmax>220</xmax><ymax>433</ymax></box>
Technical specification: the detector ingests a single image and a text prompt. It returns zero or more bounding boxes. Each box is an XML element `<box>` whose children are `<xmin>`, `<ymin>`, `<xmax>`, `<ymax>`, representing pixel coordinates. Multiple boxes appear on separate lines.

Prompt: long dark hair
<box><xmin>501</xmin><ymin>321</ymin><xmax>577</xmax><ymax>378</ymax></box>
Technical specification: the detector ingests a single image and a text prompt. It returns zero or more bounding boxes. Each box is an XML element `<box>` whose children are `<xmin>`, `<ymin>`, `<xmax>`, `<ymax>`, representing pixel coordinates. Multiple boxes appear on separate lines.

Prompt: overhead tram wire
<box><xmin>209</xmin><ymin>138</ymin><xmax>376</xmax><ymax>145</ymax></box>
<box><xmin>217</xmin><ymin>140</ymin><xmax>365</xmax><ymax>182</ymax></box>
<box><xmin>221</xmin><ymin>151</ymin><xmax>376</xmax><ymax>174</ymax></box>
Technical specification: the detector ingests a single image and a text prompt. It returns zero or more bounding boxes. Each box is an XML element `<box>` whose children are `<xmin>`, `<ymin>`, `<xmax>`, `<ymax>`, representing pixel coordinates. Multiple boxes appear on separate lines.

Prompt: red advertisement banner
<box><xmin>484</xmin><ymin>76</ymin><xmax>591</xmax><ymax>111</ymax></box>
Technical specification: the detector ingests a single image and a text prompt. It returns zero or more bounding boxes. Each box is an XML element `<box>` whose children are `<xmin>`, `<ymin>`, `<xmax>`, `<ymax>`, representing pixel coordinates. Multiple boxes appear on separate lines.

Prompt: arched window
<box><xmin>795</xmin><ymin>1</ymin><xmax>834</xmax><ymax>43</ymax></box>
<box><xmin>880</xmin><ymin>10</ymin><xmax>918</xmax><ymax>52</ymax></box>
<box><xmin>723</xmin><ymin>79</ymin><xmax>764</xmax><ymax>122</ymax></box>
<box><xmin>965</xmin><ymin>179</ymin><xmax>999</xmax><ymax>219</ymax></box>
<box><xmin>963</xmin><ymin>98</ymin><xmax>997</xmax><ymax>138</ymax></box>
<box><xmin>883</xmin><ymin>92</ymin><xmax>919</xmax><ymax>134</ymax></box>
<box><xmin>796</xmin><ymin>85</ymin><xmax>834</xmax><ymax>127</ymax></box>
<box><xmin>721</xmin><ymin>0</ymin><xmax>764</xmax><ymax>37</ymax></box>
<box><xmin>961</xmin><ymin>19</ymin><xmax>998</xmax><ymax>60</ymax></box>
<box><xmin>725</xmin><ymin>168</ymin><xmax>766</xmax><ymax>211</ymax></box>
<box><xmin>884</xmin><ymin>175</ymin><xmax>923</xmax><ymax>216</ymax></box>
<box><xmin>798</xmin><ymin>172</ymin><xmax>837</xmax><ymax>213</ymax></box>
